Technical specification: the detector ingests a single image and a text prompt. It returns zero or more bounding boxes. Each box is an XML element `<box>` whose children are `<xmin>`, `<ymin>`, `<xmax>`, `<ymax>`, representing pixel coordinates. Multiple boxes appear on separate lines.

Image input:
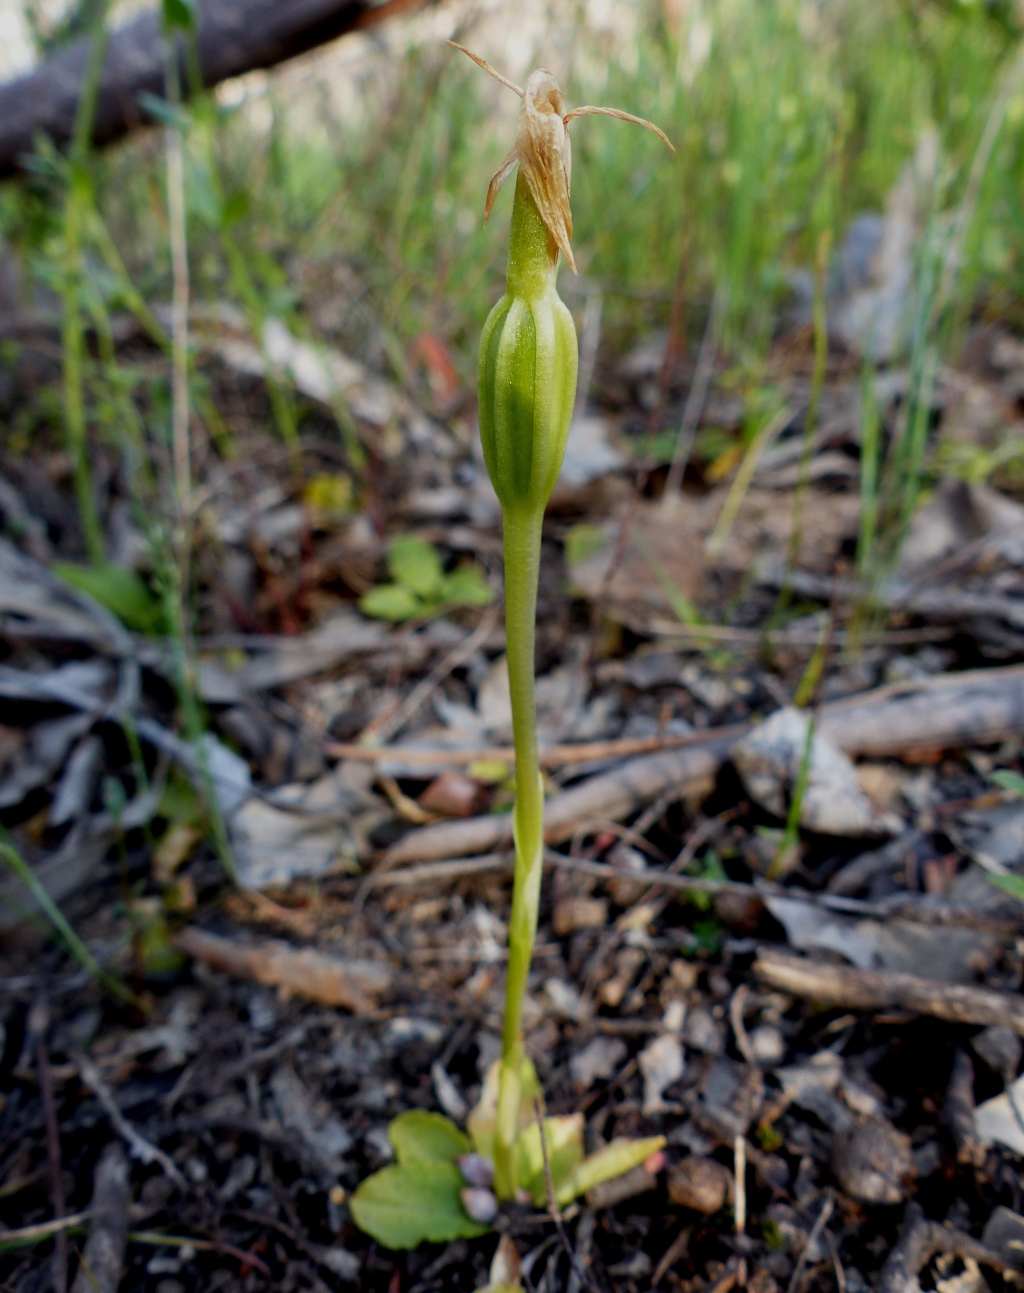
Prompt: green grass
<box><xmin>3</xmin><ymin>0</ymin><xmax>1024</xmax><ymax>577</ymax></box>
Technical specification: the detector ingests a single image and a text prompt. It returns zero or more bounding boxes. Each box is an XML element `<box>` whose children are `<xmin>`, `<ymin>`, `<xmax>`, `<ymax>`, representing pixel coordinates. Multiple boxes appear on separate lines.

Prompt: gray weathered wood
<box><xmin>0</xmin><ymin>0</ymin><xmax>430</xmax><ymax>181</ymax></box>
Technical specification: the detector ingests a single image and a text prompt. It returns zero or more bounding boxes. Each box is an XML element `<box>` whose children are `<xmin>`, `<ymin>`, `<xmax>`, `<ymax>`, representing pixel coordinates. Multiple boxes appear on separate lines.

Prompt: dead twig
<box><xmin>74</xmin><ymin>1054</ymin><xmax>187</xmax><ymax>1192</ymax></box>
<box><xmin>327</xmin><ymin>723</ymin><xmax>741</xmax><ymax>769</ymax></box>
<box><xmin>944</xmin><ymin>1049</ymin><xmax>986</xmax><ymax>1168</ymax></box>
<box><xmin>380</xmin><ymin>664</ymin><xmax>1024</xmax><ymax>868</ymax></box>
<box><xmin>69</xmin><ymin>1145</ymin><xmax>130</xmax><ymax>1293</ymax></box>
<box><xmin>31</xmin><ymin>1000</ymin><xmax>67</xmax><ymax>1293</ymax></box>
<box><xmin>652</xmin><ymin>1227</ymin><xmax>691</xmax><ymax>1285</ymax></box>
<box><xmin>0</xmin><ymin>1213</ymin><xmax>91</xmax><ymax>1251</ymax></box>
<box><xmin>534</xmin><ymin>1097</ymin><xmax>585</xmax><ymax>1288</ymax></box>
<box><xmin>173</xmin><ymin>926</ymin><xmax>391</xmax><ymax>1013</ymax></box>
<box><xmin>787</xmin><ymin>1193</ymin><xmax>834</xmax><ymax>1293</ymax></box>
<box><xmin>753</xmin><ymin>947</ymin><xmax>1024</xmax><ymax>1035</ymax></box>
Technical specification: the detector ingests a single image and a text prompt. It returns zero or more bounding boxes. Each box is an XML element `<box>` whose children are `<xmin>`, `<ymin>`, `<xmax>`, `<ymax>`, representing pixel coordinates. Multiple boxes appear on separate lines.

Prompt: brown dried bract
<box><xmin>450</xmin><ymin>42</ymin><xmax>673</xmax><ymax>274</ymax></box>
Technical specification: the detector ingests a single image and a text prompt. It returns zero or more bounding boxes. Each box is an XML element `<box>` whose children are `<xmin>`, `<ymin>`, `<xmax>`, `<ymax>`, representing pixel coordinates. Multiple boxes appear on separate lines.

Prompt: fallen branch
<box><xmin>0</xmin><ymin>0</ymin><xmax>435</xmax><ymax>181</ymax></box>
<box><xmin>380</xmin><ymin>736</ymin><xmax>731</xmax><ymax>866</ymax></box>
<box><xmin>328</xmin><ymin>725</ymin><xmax>744</xmax><ymax>769</ymax></box>
<box><xmin>752</xmin><ymin>947</ymin><xmax>1024</xmax><ymax>1035</ymax></box>
<box><xmin>173</xmin><ymin>926</ymin><xmax>391</xmax><ymax>1012</ymax></box>
<box><xmin>381</xmin><ymin>665</ymin><xmax>1024</xmax><ymax>867</ymax></box>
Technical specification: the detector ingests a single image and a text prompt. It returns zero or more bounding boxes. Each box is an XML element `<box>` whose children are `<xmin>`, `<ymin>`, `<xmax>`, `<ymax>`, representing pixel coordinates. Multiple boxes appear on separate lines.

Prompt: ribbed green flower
<box><xmin>478</xmin><ymin>172</ymin><xmax>578</xmax><ymax>514</ymax></box>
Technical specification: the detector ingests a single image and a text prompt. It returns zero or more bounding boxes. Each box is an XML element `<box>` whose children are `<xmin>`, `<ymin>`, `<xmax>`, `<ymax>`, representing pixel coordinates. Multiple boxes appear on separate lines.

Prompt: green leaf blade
<box><xmin>53</xmin><ymin>562</ymin><xmax>166</xmax><ymax>635</ymax></box>
<box><xmin>350</xmin><ymin>1161</ymin><xmax>489</xmax><ymax>1249</ymax></box>
<box><xmin>389</xmin><ymin>535</ymin><xmax>444</xmax><ymax>599</ymax></box>
<box><xmin>442</xmin><ymin>565</ymin><xmax>494</xmax><ymax>609</ymax></box>
<box><xmin>557</xmin><ymin>1135</ymin><xmax>665</xmax><ymax>1206</ymax></box>
<box><xmin>359</xmin><ymin>583</ymin><xmax>421</xmax><ymax>621</ymax></box>
<box><xmin>389</xmin><ymin>1109</ymin><xmax>471</xmax><ymax>1164</ymax></box>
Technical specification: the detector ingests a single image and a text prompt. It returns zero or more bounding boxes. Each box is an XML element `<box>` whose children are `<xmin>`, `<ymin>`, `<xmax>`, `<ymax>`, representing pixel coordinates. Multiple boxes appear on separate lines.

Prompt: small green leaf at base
<box><xmin>441</xmin><ymin>565</ymin><xmax>495</xmax><ymax>608</ymax></box>
<box><xmin>557</xmin><ymin>1136</ymin><xmax>666</xmax><ymax>1206</ymax></box>
<box><xmin>389</xmin><ymin>535</ymin><xmax>445</xmax><ymax>599</ymax></box>
<box><xmin>350</xmin><ymin>1161</ymin><xmax>489</xmax><ymax>1249</ymax></box>
<box><xmin>389</xmin><ymin>1109</ymin><xmax>472</xmax><ymax>1164</ymax></box>
<box><xmin>359</xmin><ymin>583</ymin><xmax>422</xmax><ymax>621</ymax></box>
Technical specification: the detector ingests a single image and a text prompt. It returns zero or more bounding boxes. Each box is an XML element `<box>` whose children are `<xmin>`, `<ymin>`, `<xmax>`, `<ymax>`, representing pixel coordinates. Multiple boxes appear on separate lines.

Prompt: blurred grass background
<box><xmin>2</xmin><ymin>0</ymin><xmax>1024</xmax><ymax>520</ymax></box>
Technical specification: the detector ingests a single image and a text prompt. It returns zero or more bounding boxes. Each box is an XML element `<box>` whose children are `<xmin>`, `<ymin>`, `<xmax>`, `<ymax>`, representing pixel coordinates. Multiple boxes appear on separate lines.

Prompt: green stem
<box><xmin>494</xmin><ymin>505</ymin><xmax>544</xmax><ymax>1199</ymax></box>
<box><xmin>62</xmin><ymin>0</ymin><xmax>111</xmax><ymax>565</ymax></box>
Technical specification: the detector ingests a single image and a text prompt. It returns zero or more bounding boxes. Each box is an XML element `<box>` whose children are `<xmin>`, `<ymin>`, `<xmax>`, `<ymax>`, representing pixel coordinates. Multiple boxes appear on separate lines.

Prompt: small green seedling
<box><xmin>986</xmin><ymin>769</ymin><xmax>1024</xmax><ymax>901</ymax></box>
<box><xmin>352</xmin><ymin>44</ymin><xmax>672</xmax><ymax>1256</ymax></box>
<box><xmin>359</xmin><ymin>534</ymin><xmax>493</xmax><ymax>621</ymax></box>
<box><xmin>351</xmin><ymin>1064</ymin><xmax>664</xmax><ymax>1250</ymax></box>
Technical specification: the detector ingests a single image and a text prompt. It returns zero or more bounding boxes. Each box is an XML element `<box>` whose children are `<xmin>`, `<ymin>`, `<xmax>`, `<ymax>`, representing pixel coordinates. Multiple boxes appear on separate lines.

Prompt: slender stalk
<box><xmin>62</xmin><ymin>182</ymin><xmax>103</xmax><ymax>564</ymax></box>
<box><xmin>164</xmin><ymin>36</ymin><xmax>191</xmax><ymax>517</ymax></box>
<box><xmin>494</xmin><ymin>506</ymin><xmax>544</xmax><ymax>1197</ymax></box>
<box><xmin>481</xmin><ymin>174</ymin><xmax>576</xmax><ymax>1200</ymax></box>
<box><xmin>62</xmin><ymin>0</ymin><xmax>111</xmax><ymax>565</ymax></box>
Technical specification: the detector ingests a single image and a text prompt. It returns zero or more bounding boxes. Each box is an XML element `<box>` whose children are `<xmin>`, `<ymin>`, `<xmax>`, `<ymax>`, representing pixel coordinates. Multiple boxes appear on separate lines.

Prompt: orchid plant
<box><xmin>351</xmin><ymin>46</ymin><xmax>673</xmax><ymax>1261</ymax></box>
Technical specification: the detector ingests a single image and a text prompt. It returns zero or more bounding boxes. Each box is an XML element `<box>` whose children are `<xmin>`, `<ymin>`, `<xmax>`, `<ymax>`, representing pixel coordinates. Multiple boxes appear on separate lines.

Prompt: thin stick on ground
<box><xmin>69</xmin><ymin>1145</ymin><xmax>130</xmax><ymax>1293</ymax></box>
<box><xmin>787</xmin><ymin>1193</ymin><xmax>834</xmax><ymax>1293</ymax></box>
<box><xmin>165</xmin><ymin>38</ymin><xmax>191</xmax><ymax>520</ymax></box>
<box><xmin>534</xmin><ymin>1097</ymin><xmax>592</xmax><ymax>1293</ymax></box>
<box><xmin>664</xmin><ymin>284</ymin><xmax>726</xmax><ymax>497</ymax></box>
<box><xmin>32</xmin><ymin>1001</ymin><xmax>67</xmax><ymax>1293</ymax></box>
<box><xmin>733</xmin><ymin>1136</ymin><xmax>746</xmax><ymax>1236</ymax></box>
<box><xmin>74</xmin><ymin>1053</ymin><xmax>187</xmax><ymax>1191</ymax></box>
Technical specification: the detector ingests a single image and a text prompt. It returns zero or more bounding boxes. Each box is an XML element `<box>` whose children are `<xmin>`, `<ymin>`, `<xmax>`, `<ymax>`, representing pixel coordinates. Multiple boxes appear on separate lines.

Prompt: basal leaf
<box><xmin>515</xmin><ymin>1114</ymin><xmax>584</xmax><ymax>1206</ymax></box>
<box><xmin>350</xmin><ymin>1161</ymin><xmax>489</xmax><ymax>1249</ymax></box>
<box><xmin>557</xmin><ymin>1135</ymin><xmax>666</xmax><ymax>1206</ymax></box>
<box><xmin>359</xmin><ymin>583</ymin><xmax>421</xmax><ymax>621</ymax></box>
<box><xmin>389</xmin><ymin>1109</ymin><xmax>471</xmax><ymax>1164</ymax></box>
<box><xmin>54</xmin><ymin>562</ymin><xmax>166</xmax><ymax>635</ymax></box>
<box><xmin>468</xmin><ymin>1057</ymin><xmax>541</xmax><ymax>1162</ymax></box>
<box><xmin>441</xmin><ymin>564</ymin><xmax>494</xmax><ymax>608</ymax></box>
<box><xmin>389</xmin><ymin>535</ymin><xmax>444</xmax><ymax>600</ymax></box>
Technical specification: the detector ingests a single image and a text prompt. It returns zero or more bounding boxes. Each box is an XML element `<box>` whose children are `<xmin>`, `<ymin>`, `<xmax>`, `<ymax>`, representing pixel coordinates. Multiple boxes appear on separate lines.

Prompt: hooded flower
<box><xmin>451</xmin><ymin>43</ymin><xmax>673</xmax><ymax>274</ymax></box>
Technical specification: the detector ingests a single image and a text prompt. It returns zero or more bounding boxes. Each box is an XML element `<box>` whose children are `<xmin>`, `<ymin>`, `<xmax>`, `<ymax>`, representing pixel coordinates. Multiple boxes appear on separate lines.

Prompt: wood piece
<box><xmin>944</xmin><ymin>1049</ymin><xmax>986</xmax><ymax>1168</ymax></box>
<box><xmin>328</xmin><ymin>725</ymin><xmax>747</xmax><ymax>769</ymax></box>
<box><xmin>380</xmin><ymin>664</ymin><xmax>1024</xmax><ymax>868</ymax></box>
<box><xmin>753</xmin><ymin>947</ymin><xmax>1024</xmax><ymax>1035</ymax></box>
<box><xmin>382</xmin><ymin>736</ymin><xmax>731</xmax><ymax>866</ymax></box>
<box><xmin>876</xmin><ymin>1202</ymin><xmax>1018</xmax><ymax>1293</ymax></box>
<box><xmin>69</xmin><ymin>1145</ymin><xmax>129</xmax><ymax>1293</ymax></box>
<box><xmin>0</xmin><ymin>0</ymin><xmax>433</xmax><ymax>181</ymax></box>
<box><xmin>173</xmin><ymin>926</ymin><xmax>391</xmax><ymax>1012</ymax></box>
<box><xmin>816</xmin><ymin>663</ymin><xmax>1024</xmax><ymax>758</ymax></box>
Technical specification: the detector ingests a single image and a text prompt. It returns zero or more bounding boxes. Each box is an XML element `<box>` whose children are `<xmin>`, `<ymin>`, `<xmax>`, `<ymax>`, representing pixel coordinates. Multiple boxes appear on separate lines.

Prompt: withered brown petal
<box><xmin>515</xmin><ymin>69</ymin><xmax>576</xmax><ymax>273</ymax></box>
<box><xmin>484</xmin><ymin>145</ymin><xmax>519</xmax><ymax>225</ymax></box>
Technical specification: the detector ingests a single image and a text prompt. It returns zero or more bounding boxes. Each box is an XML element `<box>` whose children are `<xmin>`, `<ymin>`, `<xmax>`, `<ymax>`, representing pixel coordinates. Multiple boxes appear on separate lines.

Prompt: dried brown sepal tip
<box><xmin>449</xmin><ymin>41</ymin><xmax>673</xmax><ymax>275</ymax></box>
